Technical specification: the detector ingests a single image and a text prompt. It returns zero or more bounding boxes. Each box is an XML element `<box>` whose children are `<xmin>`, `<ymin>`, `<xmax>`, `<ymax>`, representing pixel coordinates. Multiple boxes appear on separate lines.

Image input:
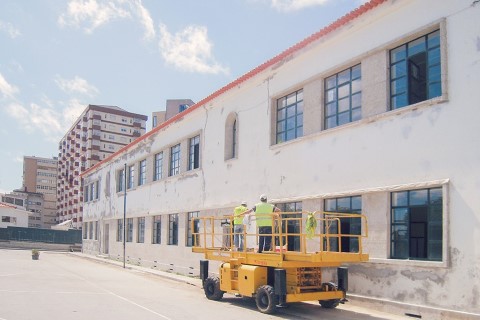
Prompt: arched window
<box><xmin>224</xmin><ymin>113</ymin><xmax>238</xmax><ymax>160</ymax></box>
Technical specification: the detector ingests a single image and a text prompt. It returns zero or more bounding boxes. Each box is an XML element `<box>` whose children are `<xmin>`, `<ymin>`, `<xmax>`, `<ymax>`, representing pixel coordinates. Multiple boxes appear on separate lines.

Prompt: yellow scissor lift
<box><xmin>192</xmin><ymin>211</ymin><xmax>369</xmax><ymax>314</ymax></box>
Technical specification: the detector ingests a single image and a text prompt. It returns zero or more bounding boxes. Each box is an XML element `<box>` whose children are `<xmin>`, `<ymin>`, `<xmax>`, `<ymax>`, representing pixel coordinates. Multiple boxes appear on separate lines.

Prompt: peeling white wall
<box><xmin>82</xmin><ymin>0</ymin><xmax>480</xmax><ymax>316</ymax></box>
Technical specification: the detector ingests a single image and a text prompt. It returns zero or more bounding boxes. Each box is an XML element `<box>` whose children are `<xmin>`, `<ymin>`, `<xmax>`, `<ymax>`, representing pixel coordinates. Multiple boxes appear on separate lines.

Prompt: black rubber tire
<box><xmin>319</xmin><ymin>282</ymin><xmax>340</xmax><ymax>309</ymax></box>
<box><xmin>255</xmin><ymin>285</ymin><xmax>278</xmax><ymax>314</ymax></box>
<box><xmin>204</xmin><ymin>276</ymin><xmax>224</xmax><ymax>301</ymax></box>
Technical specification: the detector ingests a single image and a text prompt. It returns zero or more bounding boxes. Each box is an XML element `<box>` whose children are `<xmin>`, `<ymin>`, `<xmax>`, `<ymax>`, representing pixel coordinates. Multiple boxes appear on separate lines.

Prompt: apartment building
<box><xmin>1</xmin><ymin>190</ymin><xmax>44</xmax><ymax>228</ymax></box>
<box><xmin>57</xmin><ymin>105</ymin><xmax>147</xmax><ymax>229</ymax></box>
<box><xmin>152</xmin><ymin>99</ymin><xmax>194</xmax><ymax>128</ymax></box>
<box><xmin>81</xmin><ymin>1</ymin><xmax>480</xmax><ymax>318</ymax></box>
<box><xmin>22</xmin><ymin>156</ymin><xmax>58</xmax><ymax>228</ymax></box>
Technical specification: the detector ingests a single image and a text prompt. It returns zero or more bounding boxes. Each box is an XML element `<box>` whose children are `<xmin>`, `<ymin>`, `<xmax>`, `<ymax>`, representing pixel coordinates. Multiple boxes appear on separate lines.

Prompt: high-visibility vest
<box><xmin>255</xmin><ymin>202</ymin><xmax>274</xmax><ymax>227</ymax></box>
<box><xmin>234</xmin><ymin>205</ymin><xmax>248</xmax><ymax>225</ymax></box>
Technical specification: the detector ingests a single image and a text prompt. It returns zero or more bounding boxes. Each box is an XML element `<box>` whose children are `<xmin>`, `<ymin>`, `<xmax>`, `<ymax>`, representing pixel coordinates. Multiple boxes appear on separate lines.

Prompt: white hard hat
<box><xmin>260</xmin><ymin>194</ymin><xmax>267</xmax><ymax>202</ymax></box>
<box><xmin>241</xmin><ymin>201</ymin><xmax>247</xmax><ymax>206</ymax></box>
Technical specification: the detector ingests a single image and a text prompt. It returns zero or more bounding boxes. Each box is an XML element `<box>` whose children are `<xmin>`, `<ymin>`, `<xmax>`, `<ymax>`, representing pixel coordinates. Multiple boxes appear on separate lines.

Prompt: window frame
<box><xmin>389</xmin><ymin>29</ymin><xmax>442</xmax><ymax>110</ymax></box>
<box><xmin>168</xmin><ymin>213</ymin><xmax>179</xmax><ymax>245</ymax></box>
<box><xmin>117</xmin><ymin>169</ymin><xmax>125</xmax><ymax>192</ymax></box>
<box><xmin>137</xmin><ymin>217</ymin><xmax>145</xmax><ymax>243</ymax></box>
<box><xmin>138</xmin><ymin>159</ymin><xmax>146</xmax><ymax>186</ymax></box>
<box><xmin>324</xmin><ymin>64</ymin><xmax>362</xmax><ymax>129</ymax></box>
<box><xmin>169</xmin><ymin>144</ymin><xmax>181</xmax><ymax>177</ymax></box>
<box><xmin>188</xmin><ymin>135</ymin><xmax>200</xmax><ymax>171</ymax></box>
<box><xmin>152</xmin><ymin>216</ymin><xmax>161</xmax><ymax>244</ymax></box>
<box><xmin>390</xmin><ymin>187</ymin><xmax>443</xmax><ymax>262</ymax></box>
<box><xmin>127</xmin><ymin>165</ymin><xmax>135</xmax><ymax>189</ymax></box>
<box><xmin>186</xmin><ymin>211</ymin><xmax>199</xmax><ymax>247</ymax></box>
<box><xmin>117</xmin><ymin>219</ymin><xmax>123</xmax><ymax>242</ymax></box>
<box><xmin>126</xmin><ymin>218</ymin><xmax>133</xmax><ymax>242</ymax></box>
<box><xmin>275</xmin><ymin>89</ymin><xmax>304</xmax><ymax>144</ymax></box>
<box><xmin>153</xmin><ymin>152</ymin><xmax>163</xmax><ymax>181</ymax></box>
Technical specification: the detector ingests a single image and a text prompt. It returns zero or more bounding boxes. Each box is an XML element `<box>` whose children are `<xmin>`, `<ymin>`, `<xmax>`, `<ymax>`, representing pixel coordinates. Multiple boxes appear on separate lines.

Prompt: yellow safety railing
<box><xmin>192</xmin><ymin>211</ymin><xmax>368</xmax><ymax>256</ymax></box>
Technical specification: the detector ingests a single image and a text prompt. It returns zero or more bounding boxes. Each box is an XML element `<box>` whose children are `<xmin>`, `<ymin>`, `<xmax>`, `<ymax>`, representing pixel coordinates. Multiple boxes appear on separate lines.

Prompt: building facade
<box><xmin>57</xmin><ymin>105</ymin><xmax>147</xmax><ymax>229</ymax></box>
<box><xmin>1</xmin><ymin>190</ymin><xmax>44</xmax><ymax>228</ymax></box>
<box><xmin>81</xmin><ymin>1</ymin><xmax>480</xmax><ymax>318</ymax></box>
<box><xmin>23</xmin><ymin>156</ymin><xmax>58</xmax><ymax>228</ymax></box>
<box><xmin>0</xmin><ymin>203</ymin><xmax>30</xmax><ymax>228</ymax></box>
<box><xmin>152</xmin><ymin>99</ymin><xmax>194</xmax><ymax>128</ymax></box>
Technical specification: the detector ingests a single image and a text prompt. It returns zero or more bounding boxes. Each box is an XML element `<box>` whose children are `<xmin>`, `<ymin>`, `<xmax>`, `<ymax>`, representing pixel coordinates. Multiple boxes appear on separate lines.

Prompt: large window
<box><xmin>224</xmin><ymin>113</ymin><xmax>238</xmax><ymax>160</ymax></box>
<box><xmin>168</xmin><ymin>213</ymin><xmax>178</xmax><ymax>245</ymax></box>
<box><xmin>89</xmin><ymin>222</ymin><xmax>93</xmax><ymax>239</ymax></box>
<box><xmin>325</xmin><ymin>64</ymin><xmax>361</xmax><ymax>129</ymax></box>
<box><xmin>390</xmin><ymin>30</ymin><xmax>441</xmax><ymax>109</ymax></box>
<box><xmin>117</xmin><ymin>169</ymin><xmax>125</xmax><ymax>192</ymax></box>
<box><xmin>117</xmin><ymin>219</ymin><xmax>123</xmax><ymax>242</ymax></box>
<box><xmin>152</xmin><ymin>216</ymin><xmax>162</xmax><ymax>244</ymax></box>
<box><xmin>137</xmin><ymin>217</ymin><xmax>145</xmax><ymax>243</ymax></box>
<box><xmin>391</xmin><ymin>187</ymin><xmax>442</xmax><ymax>261</ymax></box>
<box><xmin>154</xmin><ymin>152</ymin><xmax>163</xmax><ymax>181</ymax></box>
<box><xmin>324</xmin><ymin>196</ymin><xmax>362</xmax><ymax>253</ymax></box>
<box><xmin>126</xmin><ymin>218</ymin><xmax>133</xmax><ymax>242</ymax></box>
<box><xmin>186</xmin><ymin>211</ymin><xmax>199</xmax><ymax>247</ymax></box>
<box><xmin>138</xmin><ymin>159</ymin><xmax>146</xmax><ymax>186</ymax></box>
<box><xmin>127</xmin><ymin>165</ymin><xmax>135</xmax><ymax>189</ymax></box>
<box><xmin>169</xmin><ymin>144</ymin><xmax>180</xmax><ymax>176</ymax></box>
<box><xmin>188</xmin><ymin>135</ymin><xmax>200</xmax><ymax>170</ymax></box>
<box><xmin>276</xmin><ymin>89</ymin><xmax>303</xmax><ymax>143</ymax></box>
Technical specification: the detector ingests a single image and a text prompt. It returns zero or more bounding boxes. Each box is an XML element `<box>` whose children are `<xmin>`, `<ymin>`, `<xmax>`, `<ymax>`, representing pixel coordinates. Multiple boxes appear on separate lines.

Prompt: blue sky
<box><xmin>0</xmin><ymin>0</ymin><xmax>365</xmax><ymax>193</ymax></box>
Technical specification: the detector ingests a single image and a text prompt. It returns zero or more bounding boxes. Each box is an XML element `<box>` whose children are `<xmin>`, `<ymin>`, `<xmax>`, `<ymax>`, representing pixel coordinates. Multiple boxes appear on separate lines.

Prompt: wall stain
<box><xmin>400</xmin><ymin>270</ymin><xmax>446</xmax><ymax>285</ymax></box>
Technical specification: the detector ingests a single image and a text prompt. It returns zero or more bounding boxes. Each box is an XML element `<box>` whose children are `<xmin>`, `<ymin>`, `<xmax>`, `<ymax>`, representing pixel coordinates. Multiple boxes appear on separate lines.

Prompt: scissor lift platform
<box><xmin>192</xmin><ymin>211</ymin><xmax>369</xmax><ymax>313</ymax></box>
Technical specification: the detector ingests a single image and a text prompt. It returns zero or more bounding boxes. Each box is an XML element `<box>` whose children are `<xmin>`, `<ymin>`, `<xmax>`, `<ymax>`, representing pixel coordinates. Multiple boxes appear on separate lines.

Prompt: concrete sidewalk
<box><xmin>72</xmin><ymin>252</ymin><xmax>410</xmax><ymax>320</ymax></box>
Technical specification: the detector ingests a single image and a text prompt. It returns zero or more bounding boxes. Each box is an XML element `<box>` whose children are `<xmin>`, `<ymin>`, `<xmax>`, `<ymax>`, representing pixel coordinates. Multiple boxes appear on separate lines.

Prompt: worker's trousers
<box><xmin>233</xmin><ymin>224</ymin><xmax>244</xmax><ymax>251</ymax></box>
<box><xmin>258</xmin><ymin>226</ymin><xmax>272</xmax><ymax>253</ymax></box>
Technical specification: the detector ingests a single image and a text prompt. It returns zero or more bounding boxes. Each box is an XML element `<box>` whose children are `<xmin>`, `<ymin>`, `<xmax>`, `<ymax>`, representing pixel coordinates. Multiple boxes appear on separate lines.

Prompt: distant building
<box><xmin>1</xmin><ymin>190</ymin><xmax>44</xmax><ymax>228</ymax></box>
<box><xmin>152</xmin><ymin>99</ymin><xmax>194</xmax><ymax>128</ymax></box>
<box><xmin>22</xmin><ymin>156</ymin><xmax>58</xmax><ymax>228</ymax></box>
<box><xmin>0</xmin><ymin>202</ymin><xmax>30</xmax><ymax>228</ymax></box>
<box><xmin>57</xmin><ymin>105</ymin><xmax>148</xmax><ymax>229</ymax></box>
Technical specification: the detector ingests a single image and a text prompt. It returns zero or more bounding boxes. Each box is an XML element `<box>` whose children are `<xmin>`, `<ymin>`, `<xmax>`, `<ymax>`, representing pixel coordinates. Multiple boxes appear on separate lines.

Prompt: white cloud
<box><xmin>0</xmin><ymin>73</ymin><xmax>19</xmax><ymax>99</ymax></box>
<box><xmin>270</xmin><ymin>0</ymin><xmax>330</xmax><ymax>12</ymax></box>
<box><xmin>0</xmin><ymin>20</ymin><xmax>21</xmax><ymax>38</ymax></box>
<box><xmin>158</xmin><ymin>24</ymin><xmax>229</xmax><ymax>75</ymax></box>
<box><xmin>58</xmin><ymin>0</ymin><xmax>155</xmax><ymax>40</ymax></box>
<box><xmin>55</xmin><ymin>75</ymin><xmax>99</xmax><ymax>97</ymax></box>
<box><xmin>5</xmin><ymin>100</ymin><xmax>85</xmax><ymax>142</ymax></box>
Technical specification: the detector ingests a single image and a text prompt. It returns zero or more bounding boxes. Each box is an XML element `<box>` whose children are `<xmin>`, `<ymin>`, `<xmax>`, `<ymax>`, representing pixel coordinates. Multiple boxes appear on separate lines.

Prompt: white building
<box><xmin>81</xmin><ymin>0</ymin><xmax>480</xmax><ymax>318</ymax></box>
<box><xmin>0</xmin><ymin>202</ymin><xmax>30</xmax><ymax>228</ymax></box>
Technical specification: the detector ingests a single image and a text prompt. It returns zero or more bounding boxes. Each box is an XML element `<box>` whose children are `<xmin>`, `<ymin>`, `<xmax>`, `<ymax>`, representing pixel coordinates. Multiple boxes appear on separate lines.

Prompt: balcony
<box><xmin>132</xmin><ymin>131</ymin><xmax>141</xmax><ymax>137</ymax></box>
<box><xmin>91</xmin><ymin>155</ymin><xmax>100</xmax><ymax>161</ymax></box>
<box><xmin>92</xmin><ymin>145</ymin><xmax>100</xmax><ymax>150</ymax></box>
<box><xmin>92</xmin><ymin>114</ymin><xmax>101</xmax><ymax>120</ymax></box>
<box><xmin>92</xmin><ymin>134</ymin><xmax>100</xmax><ymax>140</ymax></box>
<box><xmin>92</xmin><ymin>124</ymin><xmax>101</xmax><ymax>130</ymax></box>
<box><xmin>133</xmin><ymin>121</ymin><xmax>142</xmax><ymax>128</ymax></box>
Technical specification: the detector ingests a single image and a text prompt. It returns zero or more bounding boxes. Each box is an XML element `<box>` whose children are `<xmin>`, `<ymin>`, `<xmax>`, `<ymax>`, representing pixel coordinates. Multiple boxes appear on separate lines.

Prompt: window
<box><xmin>169</xmin><ymin>144</ymin><xmax>180</xmax><ymax>176</ymax></box>
<box><xmin>117</xmin><ymin>169</ymin><xmax>125</xmax><ymax>192</ymax></box>
<box><xmin>84</xmin><ymin>185</ymin><xmax>89</xmax><ymax>202</ymax></box>
<box><xmin>188</xmin><ymin>135</ymin><xmax>200</xmax><ymax>170</ymax></box>
<box><xmin>152</xmin><ymin>116</ymin><xmax>157</xmax><ymax>128</ymax></box>
<box><xmin>224</xmin><ymin>113</ymin><xmax>238</xmax><ymax>160</ymax></box>
<box><xmin>127</xmin><ymin>165</ymin><xmax>135</xmax><ymax>189</ymax></box>
<box><xmin>95</xmin><ymin>221</ymin><xmax>99</xmax><ymax>240</ymax></box>
<box><xmin>117</xmin><ymin>219</ymin><xmax>123</xmax><ymax>242</ymax></box>
<box><xmin>83</xmin><ymin>223</ymin><xmax>88</xmax><ymax>239</ymax></box>
<box><xmin>168</xmin><ymin>213</ymin><xmax>178</xmax><ymax>245</ymax></box>
<box><xmin>391</xmin><ymin>187</ymin><xmax>442</xmax><ymax>261</ymax></box>
<box><xmin>137</xmin><ymin>217</ymin><xmax>145</xmax><ymax>243</ymax></box>
<box><xmin>90</xmin><ymin>183</ymin><xmax>95</xmax><ymax>201</ymax></box>
<box><xmin>126</xmin><ymin>218</ymin><xmax>133</xmax><ymax>242</ymax></box>
<box><xmin>89</xmin><ymin>222</ymin><xmax>93</xmax><ymax>239</ymax></box>
<box><xmin>276</xmin><ymin>202</ymin><xmax>302</xmax><ymax>251</ymax></box>
<box><xmin>138</xmin><ymin>159</ymin><xmax>146</xmax><ymax>186</ymax></box>
<box><xmin>179</xmin><ymin>104</ymin><xmax>188</xmax><ymax>112</ymax></box>
<box><xmin>95</xmin><ymin>181</ymin><xmax>100</xmax><ymax>199</ymax></box>
<box><xmin>154</xmin><ymin>152</ymin><xmax>163</xmax><ymax>181</ymax></box>
<box><xmin>324</xmin><ymin>64</ymin><xmax>362</xmax><ymax>129</ymax></box>
<box><xmin>390</xmin><ymin>30</ymin><xmax>441</xmax><ymax>109</ymax></box>
<box><xmin>152</xmin><ymin>216</ymin><xmax>161</xmax><ymax>244</ymax></box>
<box><xmin>324</xmin><ymin>196</ymin><xmax>362</xmax><ymax>253</ymax></box>
<box><xmin>186</xmin><ymin>211</ymin><xmax>199</xmax><ymax>247</ymax></box>
<box><xmin>276</xmin><ymin>89</ymin><xmax>303</xmax><ymax>143</ymax></box>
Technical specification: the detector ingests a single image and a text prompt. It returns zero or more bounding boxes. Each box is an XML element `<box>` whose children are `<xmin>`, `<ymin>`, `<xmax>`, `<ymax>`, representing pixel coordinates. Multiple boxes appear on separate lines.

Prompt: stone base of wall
<box><xmin>348</xmin><ymin>294</ymin><xmax>480</xmax><ymax>320</ymax></box>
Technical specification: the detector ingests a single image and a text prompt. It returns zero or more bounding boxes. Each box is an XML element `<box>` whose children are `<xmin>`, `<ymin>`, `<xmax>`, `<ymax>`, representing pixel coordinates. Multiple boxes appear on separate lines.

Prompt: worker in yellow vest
<box><xmin>233</xmin><ymin>201</ymin><xmax>248</xmax><ymax>251</ymax></box>
<box><xmin>251</xmin><ymin>194</ymin><xmax>280</xmax><ymax>253</ymax></box>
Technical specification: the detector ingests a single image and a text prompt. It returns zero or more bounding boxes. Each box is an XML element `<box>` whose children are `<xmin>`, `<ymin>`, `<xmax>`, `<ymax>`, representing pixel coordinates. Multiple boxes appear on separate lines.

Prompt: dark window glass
<box><xmin>276</xmin><ymin>89</ymin><xmax>303</xmax><ymax>143</ymax></box>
